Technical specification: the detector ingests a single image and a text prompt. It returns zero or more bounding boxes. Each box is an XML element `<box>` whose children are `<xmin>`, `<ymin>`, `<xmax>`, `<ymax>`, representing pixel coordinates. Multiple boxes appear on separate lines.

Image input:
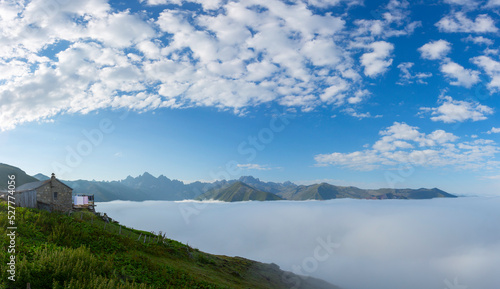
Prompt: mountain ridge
<box><xmin>277</xmin><ymin>182</ymin><xmax>457</xmax><ymax>201</ymax></box>
<box><xmin>0</xmin><ymin>163</ymin><xmax>39</xmax><ymax>190</ymax></box>
<box><xmin>196</xmin><ymin>181</ymin><xmax>283</xmax><ymax>202</ymax></box>
<box><xmin>1</xmin><ymin>163</ymin><xmax>457</xmax><ymax>201</ymax></box>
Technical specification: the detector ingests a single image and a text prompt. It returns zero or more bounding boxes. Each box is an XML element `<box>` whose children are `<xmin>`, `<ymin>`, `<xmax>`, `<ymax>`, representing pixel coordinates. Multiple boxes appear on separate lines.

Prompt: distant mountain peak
<box><xmin>1</xmin><ymin>163</ymin><xmax>457</xmax><ymax>202</ymax></box>
<box><xmin>239</xmin><ymin>175</ymin><xmax>260</xmax><ymax>182</ymax></box>
<box><xmin>141</xmin><ymin>172</ymin><xmax>155</xmax><ymax>178</ymax></box>
<box><xmin>197</xmin><ymin>180</ymin><xmax>282</xmax><ymax>202</ymax></box>
<box><xmin>33</xmin><ymin>173</ymin><xmax>50</xmax><ymax>181</ymax></box>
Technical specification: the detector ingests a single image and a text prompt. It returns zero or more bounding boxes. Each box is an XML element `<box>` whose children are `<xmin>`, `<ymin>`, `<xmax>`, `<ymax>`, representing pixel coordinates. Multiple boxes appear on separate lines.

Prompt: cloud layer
<box><xmin>98</xmin><ymin>198</ymin><xmax>500</xmax><ymax>289</ymax></box>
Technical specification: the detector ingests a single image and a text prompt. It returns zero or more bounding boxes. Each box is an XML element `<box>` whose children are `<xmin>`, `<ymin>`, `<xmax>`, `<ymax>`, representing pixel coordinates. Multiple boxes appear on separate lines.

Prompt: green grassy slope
<box><xmin>367</xmin><ymin>188</ymin><xmax>458</xmax><ymax>199</ymax></box>
<box><xmin>197</xmin><ymin>182</ymin><xmax>283</xmax><ymax>202</ymax></box>
<box><xmin>0</xmin><ymin>204</ymin><xmax>339</xmax><ymax>289</ymax></box>
<box><xmin>281</xmin><ymin>183</ymin><xmax>372</xmax><ymax>200</ymax></box>
<box><xmin>0</xmin><ymin>164</ymin><xmax>38</xmax><ymax>191</ymax></box>
<box><xmin>280</xmin><ymin>183</ymin><xmax>456</xmax><ymax>200</ymax></box>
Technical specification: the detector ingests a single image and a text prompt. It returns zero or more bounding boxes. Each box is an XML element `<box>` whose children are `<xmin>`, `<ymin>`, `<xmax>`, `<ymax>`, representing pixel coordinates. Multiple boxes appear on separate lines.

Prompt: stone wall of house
<box><xmin>36</xmin><ymin>179</ymin><xmax>72</xmax><ymax>212</ymax></box>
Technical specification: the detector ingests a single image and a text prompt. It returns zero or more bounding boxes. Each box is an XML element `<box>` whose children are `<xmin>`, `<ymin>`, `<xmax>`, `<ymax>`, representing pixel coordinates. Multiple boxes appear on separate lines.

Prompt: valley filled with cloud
<box><xmin>99</xmin><ymin>197</ymin><xmax>500</xmax><ymax>289</ymax></box>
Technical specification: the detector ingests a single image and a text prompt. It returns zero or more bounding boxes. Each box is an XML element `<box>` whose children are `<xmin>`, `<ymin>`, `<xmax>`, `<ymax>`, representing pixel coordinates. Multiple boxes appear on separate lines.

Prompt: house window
<box><xmin>53</xmin><ymin>192</ymin><xmax>58</xmax><ymax>200</ymax></box>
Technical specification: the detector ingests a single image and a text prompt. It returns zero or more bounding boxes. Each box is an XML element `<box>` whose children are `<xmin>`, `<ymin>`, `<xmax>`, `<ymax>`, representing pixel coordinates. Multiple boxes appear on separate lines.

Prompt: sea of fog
<box><xmin>97</xmin><ymin>197</ymin><xmax>500</xmax><ymax>289</ymax></box>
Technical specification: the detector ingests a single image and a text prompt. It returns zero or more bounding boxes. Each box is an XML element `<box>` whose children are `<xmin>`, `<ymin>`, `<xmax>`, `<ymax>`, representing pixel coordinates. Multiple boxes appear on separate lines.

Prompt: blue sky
<box><xmin>0</xmin><ymin>0</ymin><xmax>499</xmax><ymax>195</ymax></box>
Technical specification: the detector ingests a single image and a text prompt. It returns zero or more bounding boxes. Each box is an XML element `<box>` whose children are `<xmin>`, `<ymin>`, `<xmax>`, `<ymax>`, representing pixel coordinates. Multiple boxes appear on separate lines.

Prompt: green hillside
<box><xmin>280</xmin><ymin>183</ymin><xmax>371</xmax><ymax>200</ymax></box>
<box><xmin>279</xmin><ymin>183</ymin><xmax>456</xmax><ymax>200</ymax></box>
<box><xmin>0</xmin><ymin>204</ymin><xmax>339</xmax><ymax>289</ymax></box>
<box><xmin>0</xmin><ymin>163</ymin><xmax>38</xmax><ymax>191</ymax></box>
<box><xmin>197</xmin><ymin>182</ymin><xmax>283</xmax><ymax>202</ymax></box>
<box><xmin>367</xmin><ymin>188</ymin><xmax>458</xmax><ymax>199</ymax></box>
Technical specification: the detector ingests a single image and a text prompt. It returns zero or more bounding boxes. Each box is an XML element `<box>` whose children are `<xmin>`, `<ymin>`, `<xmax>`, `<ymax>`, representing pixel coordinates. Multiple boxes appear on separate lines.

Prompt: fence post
<box><xmin>119</xmin><ymin>226</ymin><xmax>122</xmax><ymax>235</ymax></box>
<box><xmin>138</xmin><ymin>233</ymin><xmax>142</xmax><ymax>241</ymax></box>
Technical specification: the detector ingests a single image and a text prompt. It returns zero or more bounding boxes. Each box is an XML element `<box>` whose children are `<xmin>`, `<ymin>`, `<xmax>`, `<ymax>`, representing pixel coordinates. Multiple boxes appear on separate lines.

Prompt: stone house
<box><xmin>14</xmin><ymin>173</ymin><xmax>73</xmax><ymax>212</ymax></box>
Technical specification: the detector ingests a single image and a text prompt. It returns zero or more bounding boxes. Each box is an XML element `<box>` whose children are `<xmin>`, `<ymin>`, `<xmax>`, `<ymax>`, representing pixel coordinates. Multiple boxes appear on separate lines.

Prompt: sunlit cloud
<box><xmin>436</xmin><ymin>12</ymin><xmax>498</xmax><ymax>33</ymax></box>
<box><xmin>487</xmin><ymin>127</ymin><xmax>500</xmax><ymax>134</ymax></box>
<box><xmin>472</xmin><ymin>55</ymin><xmax>500</xmax><ymax>92</ymax></box>
<box><xmin>0</xmin><ymin>0</ymin><xmax>425</xmax><ymax>131</ymax></box>
<box><xmin>418</xmin><ymin>39</ymin><xmax>451</xmax><ymax>60</ymax></box>
<box><xmin>314</xmin><ymin>122</ymin><xmax>499</xmax><ymax>170</ymax></box>
<box><xmin>420</xmin><ymin>95</ymin><xmax>494</xmax><ymax>123</ymax></box>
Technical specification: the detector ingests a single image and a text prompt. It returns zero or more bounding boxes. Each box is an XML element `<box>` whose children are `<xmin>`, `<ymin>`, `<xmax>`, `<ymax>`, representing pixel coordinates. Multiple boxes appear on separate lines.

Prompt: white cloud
<box><xmin>418</xmin><ymin>40</ymin><xmax>451</xmax><ymax>60</ymax></box>
<box><xmin>397</xmin><ymin>62</ymin><xmax>432</xmax><ymax>85</ymax></box>
<box><xmin>237</xmin><ymin>163</ymin><xmax>273</xmax><ymax>170</ymax></box>
<box><xmin>472</xmin><ymin>55</ymin><xmax>500</xmax><ymax>91</ymax></box>
<box><xmin>0</xmin><ymin>0</ymin><xmax>496</xmax><ymax>132</ymax></box>
<box><xmin>306</xmin><ymin>0</ymin><xmax>365</xmax><ymax>8</ymax></box>
<box><xmin>278</xmin><ymin>95</ymin><xmax>318</xmax><ymax>111</ymax></box>
<box><xmin>351</xmin><ymin>0</ymin><xmax>421</xmax><ymax>41</ymax></box>
<box><xmin>343</xmin><ymin>108</ymin><xmax>381</xmax><ymax>119</ymax></box>
<box><xmin>143</xmin><ymin>0</ymin><xmax>223</xmax><ymax>10</ymax></box>
<box><xmin>319</xmin><ymin>76</ymin><xmax>349</xmax><ymax>104</ymax></box>
<box><xmin>418</xmin><ymin>40</ymin><xmax>482</xmax><ymax>88</ymax></box>
<box><xmin>443</xmin><ymin>0</ymin><xmax>480</xmax><ymax>7</ymax></box>
<box><xmin>463</xmin><ymin>35</ymin><xmax>494</xmax><ymax>46</ymax></box>
<box><xmin>381</xmin><ymin>0</ymin><xmax>421</xmax><ymax>35</ymax></box>
<box><xmin>98</xmin><ymin>198</ymin><xmax>500</xmax><ymax>289</ymax></box>
<box><xmin>483</xmin><ymin>174</ymin><xmax>500</xmax><ymax>179</ymax></box>
<box><xmin>397</xmin><ymin>62</ymin><xmax>414</xmax><ymax>84</ymax></box>
<box><xmin>436</xmin><ymin>12</ymin><xmax>498</xmax><ymax>33</ymax></box>
<box><xmin>360</xmin><ymin>41</ymin><xmax>394</xmax><ymax>78</ymax></box>
<box><xmin>420</xmin><ymin>95</ymin><xmax>494</xmax><ymax>123</ymax></box>
<box><xmin>87</xmin><ymin>11</ymin><xmax>157</xmax><ymax>48</ymax></box>
<box><xmin>488</xmin><ymin>127</ymin><xmax>500</xmax><ymax>134</ymax></box>
<box><xmin>315</xmin><ymin>122</ymin><xmax>498</xmax><ymax>170</ymax></box>
<box><xmin>486</xmin><ymin>0</ymin><xmax>500</xmax><ymax>6</ymax></box>
<box><xmin>0</xmin><ymin>0</ymin><xmax>371</xmax><ymax>131</ymax></box>
<box><xmin>439</xmin><ymin>61</ymin><xmax>480</xmax><ymax>88</ymax></box>
<box><xmin>347</xmin><ymin>89</ymin><xmax>370</xmax><ymax>104</ymax></box>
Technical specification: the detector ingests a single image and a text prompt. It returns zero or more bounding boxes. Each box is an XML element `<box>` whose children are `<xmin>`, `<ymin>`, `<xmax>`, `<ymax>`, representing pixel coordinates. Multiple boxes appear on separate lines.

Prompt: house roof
<box><xmin>15</xmin><ymin>180</ymin><xmax>50</xmax><ymax>192</ymax></box>
<box><xmin>15</xmin><ymin>178</ymin><xmax>73</xmax><ymax>192</ymax></box>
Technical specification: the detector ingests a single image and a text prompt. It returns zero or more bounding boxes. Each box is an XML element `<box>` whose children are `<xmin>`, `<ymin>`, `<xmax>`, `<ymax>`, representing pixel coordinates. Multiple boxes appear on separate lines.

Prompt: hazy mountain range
<box><xmin>197</xmin><ymin>179</ymin><xmax>456</xmax><ymax>202</ymax></box>
<box><xmin>1</xmin><ymin>163</ymin><xmax>456</xmax><ymax>201</ymax></box>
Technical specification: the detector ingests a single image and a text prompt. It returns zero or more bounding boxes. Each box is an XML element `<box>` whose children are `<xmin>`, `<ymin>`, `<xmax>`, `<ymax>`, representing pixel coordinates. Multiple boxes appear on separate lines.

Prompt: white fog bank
<box><xmin>97</xmin><ymin>197</ymin><xmax>500</xmax><ymax>289</ymax></box>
